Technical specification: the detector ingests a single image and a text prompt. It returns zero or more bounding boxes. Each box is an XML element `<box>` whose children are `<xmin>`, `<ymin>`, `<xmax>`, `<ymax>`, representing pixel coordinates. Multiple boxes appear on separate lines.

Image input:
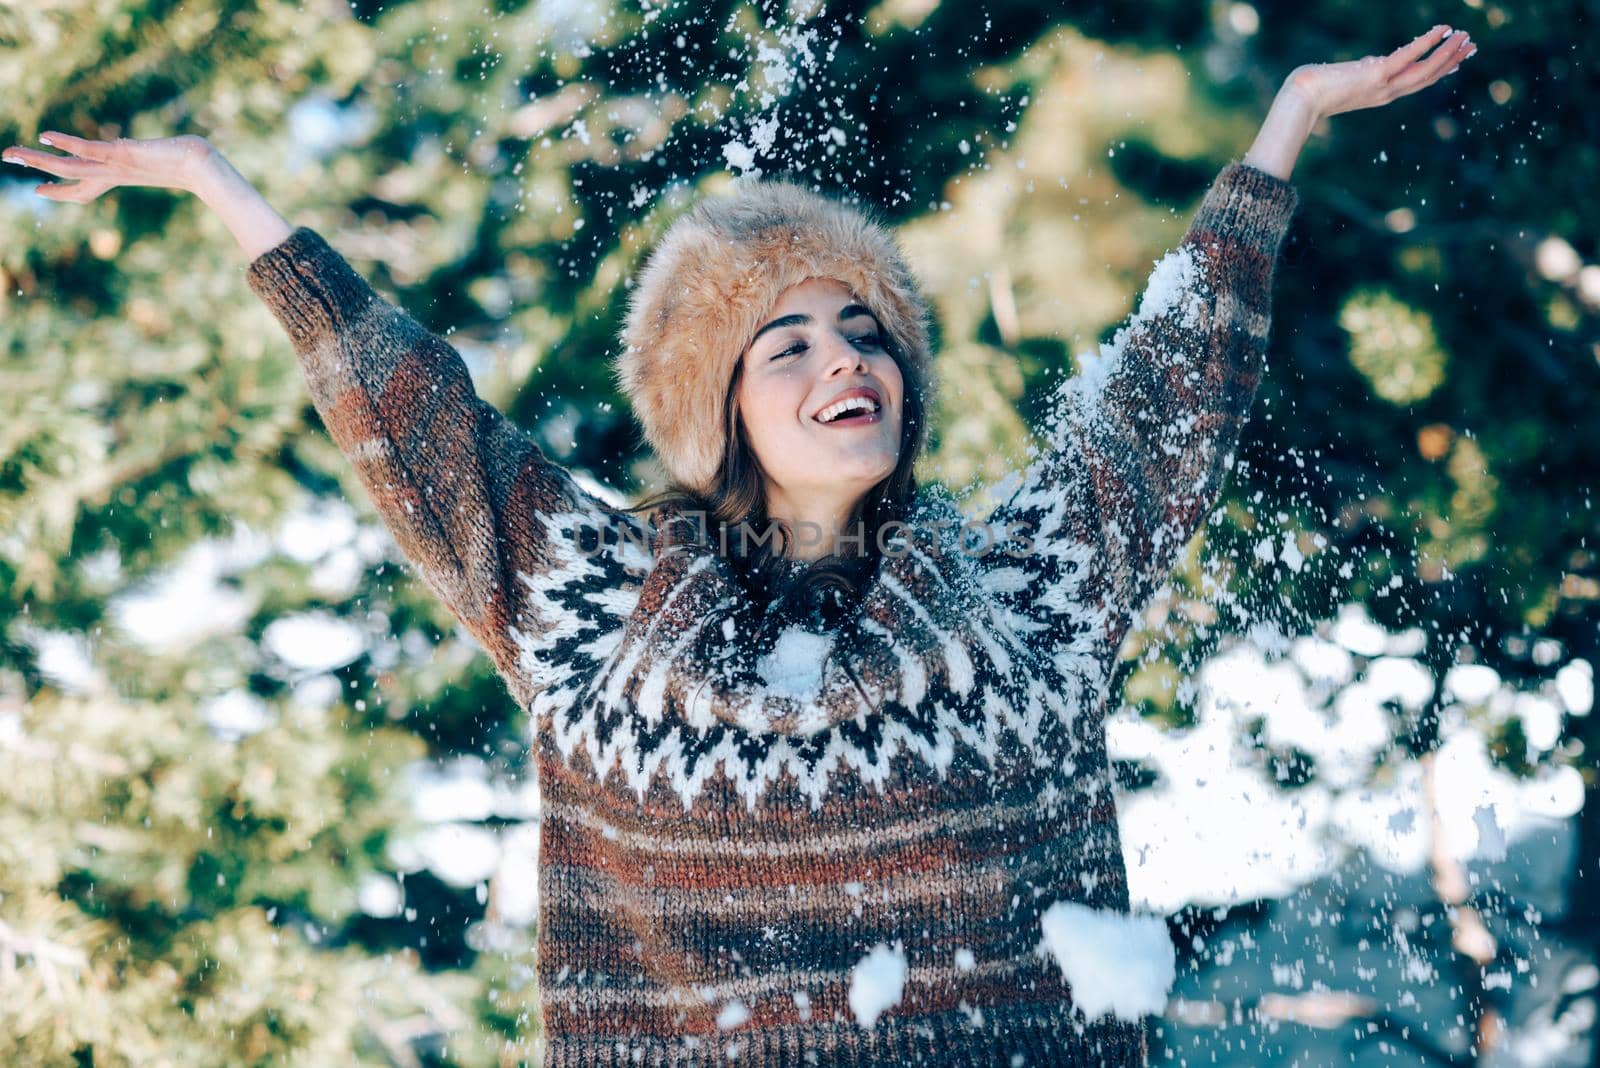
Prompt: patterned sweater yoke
<box><xmin>245</xmin><ymin>160</ymin><xmax>1299</xmax><ymax>1066</ymax></box>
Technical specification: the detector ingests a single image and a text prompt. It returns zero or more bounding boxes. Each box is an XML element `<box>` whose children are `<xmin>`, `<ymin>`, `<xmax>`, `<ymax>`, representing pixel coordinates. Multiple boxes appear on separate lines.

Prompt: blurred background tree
<box><xmin>1</xmin><ymin>0</ymin><xmax>1594</xmax><ymax>1064</ymax></box>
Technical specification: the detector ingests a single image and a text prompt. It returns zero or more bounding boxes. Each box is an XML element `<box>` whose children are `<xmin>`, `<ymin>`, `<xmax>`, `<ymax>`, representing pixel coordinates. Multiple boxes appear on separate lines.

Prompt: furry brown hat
<box><xmin>614</xmin><ymin>178</ymin><xmax>936</xmax><ymax>495</ymax></box>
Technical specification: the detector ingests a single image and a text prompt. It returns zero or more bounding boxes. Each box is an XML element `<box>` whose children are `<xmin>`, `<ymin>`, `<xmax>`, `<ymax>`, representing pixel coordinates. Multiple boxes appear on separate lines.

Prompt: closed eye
<box><xmin>769</xmin><ymin>334</ymin><xmax>884</xmax><ymax>361</ymax></box>
<box><xmin>768</xmin><ymin>337</ymin><xmax>883</xmax><ymax>362</ymax></box>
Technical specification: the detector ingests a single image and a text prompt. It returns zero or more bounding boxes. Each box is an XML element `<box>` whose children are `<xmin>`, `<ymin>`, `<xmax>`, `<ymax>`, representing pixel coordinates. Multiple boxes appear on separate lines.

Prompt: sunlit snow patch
<box><xmin>198</xmin><ymin>689</ymin><xmax>274</xmax><ymax>738</ymax></box>
<box><xmin>262</xmin><ymin>612</ymin><xmax>366</xmax><ymax>673</ymax></box>
<box><xmin>410</xmin><ymin>823</ymin><xmax>501</xmax><ymax>888</ymax></box>
<box><xmin>12</xmin><ymin>624</ymin><xmax>105</xmax><ymax>695</ymax></box>
<box><xmin>848</xmin><ymin>943</ymin><xmax>906</xmax><ymax>1028</ymax></box>
<box><xmin>1038</xmin><ymin>902</ymin><xmax>1175</xmax><ymax>1022</ymax></box>
<box><xmin>1556</xmin><ymin>659</ymin><xmax>1594</xmax><ymax>714</ymax></box>
<box><xmin>111</xmin><ymin>535</ymin><xmax>263</xmax><ymax>653</ymax></box>
<box><xmin>277</xmin><ymin>498</ymin><xmax>358</xmax><ymax>561</ymax></box>
<box><xmin>357</xmin><ymin>872</ymin><xmax>403</xmax><ymax>918</ymax></box>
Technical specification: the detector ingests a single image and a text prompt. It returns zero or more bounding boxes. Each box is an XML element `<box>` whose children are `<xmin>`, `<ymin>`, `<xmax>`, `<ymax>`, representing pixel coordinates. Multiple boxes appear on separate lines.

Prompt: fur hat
<box><xmin>614</xmin><ymin>178</ymin><xmax>935</xmax><ymax>495</ymax></box>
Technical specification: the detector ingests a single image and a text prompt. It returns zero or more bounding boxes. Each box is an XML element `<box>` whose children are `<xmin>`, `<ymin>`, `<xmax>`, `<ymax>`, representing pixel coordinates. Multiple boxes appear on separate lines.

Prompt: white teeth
<box><xmin>817</xmin><ymin>396</ymin><xmax>880</xmax><ymax>423</ymax></box>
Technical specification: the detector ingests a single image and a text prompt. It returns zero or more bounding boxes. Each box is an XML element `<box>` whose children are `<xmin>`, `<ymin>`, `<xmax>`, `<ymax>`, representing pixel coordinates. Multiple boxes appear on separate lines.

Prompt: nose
<box><xmin>821</xmin><ymin>331</ymin><xmax>869</xmax><ymax>377</ymax></box>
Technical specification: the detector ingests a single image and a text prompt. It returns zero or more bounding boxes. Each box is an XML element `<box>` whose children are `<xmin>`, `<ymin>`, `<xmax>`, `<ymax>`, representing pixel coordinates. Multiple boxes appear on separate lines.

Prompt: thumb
<box><xmin>35</xmin><ymin>177</ymin><xmax>115</xmax><ymax>203</ymax></box>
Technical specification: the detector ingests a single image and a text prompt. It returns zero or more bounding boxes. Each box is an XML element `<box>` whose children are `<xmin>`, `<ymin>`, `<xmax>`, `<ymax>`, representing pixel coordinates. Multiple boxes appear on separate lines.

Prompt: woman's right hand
<box><xmin>1</xmin><ymin>132</ymin><xmax>218</xmax><ymax>202</ymax></box>
<box><xmin>3</xmin><ymin>130</ymin><xmax>292</xmax><ymax>260</ymax></box>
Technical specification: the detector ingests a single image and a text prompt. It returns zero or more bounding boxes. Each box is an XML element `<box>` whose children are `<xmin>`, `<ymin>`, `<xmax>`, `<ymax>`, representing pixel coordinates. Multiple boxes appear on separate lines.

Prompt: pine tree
<box><xmin>3</xmin><ymin>0</ymin><xmax>1595</xmax><ymax>1063</ymax></box>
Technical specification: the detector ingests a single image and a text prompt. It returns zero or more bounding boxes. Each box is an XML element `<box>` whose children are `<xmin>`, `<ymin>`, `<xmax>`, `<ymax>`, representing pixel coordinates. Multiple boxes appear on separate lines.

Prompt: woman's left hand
<box><xmin>1284</xmin><ymin>25</ymin><xmax>1479</xmax><ymax>121</ymax></box>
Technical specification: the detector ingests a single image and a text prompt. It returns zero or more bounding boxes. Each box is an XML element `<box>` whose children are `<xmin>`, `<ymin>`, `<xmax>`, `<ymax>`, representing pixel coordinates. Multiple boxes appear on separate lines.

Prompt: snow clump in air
<box><xmin>848</xmin><ymin>943</ymin><xmax>907</xmax><ymax>1028</ymax></box>
<box><xmin>1038</xmin><ymin>902</ymin><xmax>1176</xmax><ymax>1022</ymax></box>
<box><xmin>715</xmin><ymin>998</ymin><xmax>750</xmax><ymax>1030</ymax></box>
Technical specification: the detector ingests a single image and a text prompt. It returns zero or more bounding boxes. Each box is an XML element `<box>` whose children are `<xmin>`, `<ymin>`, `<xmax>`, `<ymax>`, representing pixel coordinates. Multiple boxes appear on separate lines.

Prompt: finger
<box><xmin>1384</xmin><ymin>24</ymin><xmax>1454</xmax><ymax>72</ymax></box>
<box><xmin>1392</xmin><ymin>31</ymin><xmax>1473</xmax><ymax>94</ymax></box>
<box><xmin>1446</xmin><ymin>42</ymin><xmax>1479</xmax><ymax>75</ymax></box>
<box><xmin>1427</xmin><ymin>31</ymin><xmax>1474</xmax><ymax>70</ymax></box>
<box><xmin>35</xmin><ymin>178</ymin><xmax>113</xmax><ymax>204</ymax></box>
<box><xmin>37</xmin><ymin>131</ymin><xmax>121</xmax><ymax>161</ymax></box>
<box><xmin>3</xmin><ymin>146</ymin><xmax>107</xmax><ymax>180</ymax></box>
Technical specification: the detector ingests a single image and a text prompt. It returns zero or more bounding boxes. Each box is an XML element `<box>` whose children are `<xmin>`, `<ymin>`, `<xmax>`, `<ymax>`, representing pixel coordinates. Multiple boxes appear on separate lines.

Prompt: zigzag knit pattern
<box><xmin>246</xmin><ymin>158</ymin><xmax>1299</xmax><ymax>1067</ymax></box>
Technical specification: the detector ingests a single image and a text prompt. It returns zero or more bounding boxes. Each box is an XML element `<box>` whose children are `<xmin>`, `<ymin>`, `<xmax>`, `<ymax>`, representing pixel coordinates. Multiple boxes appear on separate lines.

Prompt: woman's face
<box><xmin>736</xmin><ymin>277</ymin><xmax>904</xmax><ymax>527</ymax></box>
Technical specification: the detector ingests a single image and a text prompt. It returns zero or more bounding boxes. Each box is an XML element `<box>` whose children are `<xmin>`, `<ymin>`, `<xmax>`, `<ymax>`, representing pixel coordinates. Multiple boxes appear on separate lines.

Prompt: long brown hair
<box><xmin>623</xmin><ymin>324</ymin><xmax>931</xmax><ymax>622</ymax></box>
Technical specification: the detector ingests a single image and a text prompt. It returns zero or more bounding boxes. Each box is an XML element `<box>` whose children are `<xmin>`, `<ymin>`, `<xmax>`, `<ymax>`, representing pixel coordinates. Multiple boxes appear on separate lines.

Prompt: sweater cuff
<box><xmin>1194</xmin><ymin>159</ymin><xmax>1301</xmax><ymax>259</ymax></box>
<box><xmin>245</xmin><ymin>226</ymin><xmax>382</xmax><ymax>350</ymax></box>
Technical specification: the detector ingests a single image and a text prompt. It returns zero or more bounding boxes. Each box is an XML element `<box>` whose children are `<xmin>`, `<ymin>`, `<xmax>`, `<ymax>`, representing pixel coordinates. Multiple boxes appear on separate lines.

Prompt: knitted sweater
<box><xmin>245</xmin><ymin>159</ymin><xmax>1299</xmax><ymax>1066</ymax></box>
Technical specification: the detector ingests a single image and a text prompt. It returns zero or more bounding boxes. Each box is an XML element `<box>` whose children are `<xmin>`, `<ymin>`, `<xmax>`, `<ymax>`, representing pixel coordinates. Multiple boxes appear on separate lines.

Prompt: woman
<box><xmin>4</xmin><ymin>24</ymin><xmax>1477</xmax><ymax>1066</ymax></box>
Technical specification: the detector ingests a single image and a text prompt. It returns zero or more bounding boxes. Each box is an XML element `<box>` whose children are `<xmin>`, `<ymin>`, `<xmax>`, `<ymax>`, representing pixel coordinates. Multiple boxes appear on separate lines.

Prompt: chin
<box><xmin>840</xmin><ymin>458</ymin><xmax>898</xmax><ymax>486</ymax></box>
<box><xmin>794</xmin><ymin>436</ymin><xmax>899</xmax><ymax>486</ymax></box>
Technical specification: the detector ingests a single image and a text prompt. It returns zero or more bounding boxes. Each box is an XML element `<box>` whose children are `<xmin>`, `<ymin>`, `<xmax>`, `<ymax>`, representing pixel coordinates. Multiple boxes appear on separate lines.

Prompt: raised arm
<box><xmin>976</xmin><ymin>25</ymin><xmax>1478</xmax><ymax>672</ymax></box>
<box><xmin>239</xmin><ymin>223</ymin><xmax>649</xmax><ymax>706</ymax></box>
<box><xmin>978</xmin><ymin>158</ymin><xmax>1300</xmax><ymax>665</ymax></box>
<box><xmin>3</xmin><ymin>132</ymin><xmax>649</xmax><ymax>707</ymax></box>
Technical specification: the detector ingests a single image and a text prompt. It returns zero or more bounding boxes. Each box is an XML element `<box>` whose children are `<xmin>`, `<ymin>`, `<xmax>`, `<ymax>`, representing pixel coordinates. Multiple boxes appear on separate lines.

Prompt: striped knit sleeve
<box><xmin>978</xmin><ymin>160</ymin><xmax>1299</xmax><ymax>667</ymax></box>
<box><xmin>245</xmin><ymin>227</ymin><xmax>647</xmax><ymax>706</ymax></box>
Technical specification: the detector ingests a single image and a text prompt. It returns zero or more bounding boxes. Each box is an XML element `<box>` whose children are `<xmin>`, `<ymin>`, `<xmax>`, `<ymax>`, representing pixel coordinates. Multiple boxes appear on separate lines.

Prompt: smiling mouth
<box><xmin>814</xmin><ymin>395</ymin><xmax>883</xmax><ymax>426</ymax></box>
<box><xmin>816</xmin><ymin>408</ymin><xmax>883</xmax><ymax>428</ymax></box>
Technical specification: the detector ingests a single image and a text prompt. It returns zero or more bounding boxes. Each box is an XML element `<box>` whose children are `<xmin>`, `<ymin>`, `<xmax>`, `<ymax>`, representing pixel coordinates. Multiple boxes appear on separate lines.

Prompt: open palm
<box><xmin>1288</xmin><ymin>25</ymin><xmax>1479</xmax><ymax>118</ymax></box>
<box><xmin>0</xmin><ymin>132</ymin><xmax>215</xmax><ymax>202</ymax></box>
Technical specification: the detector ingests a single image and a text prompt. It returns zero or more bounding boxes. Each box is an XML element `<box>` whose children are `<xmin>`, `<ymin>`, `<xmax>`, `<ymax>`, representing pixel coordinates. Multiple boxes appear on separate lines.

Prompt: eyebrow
<box><xmin>750</xmin><ymin>303</ymin><xmax>878</xmax><ymax>346</ymax></box>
